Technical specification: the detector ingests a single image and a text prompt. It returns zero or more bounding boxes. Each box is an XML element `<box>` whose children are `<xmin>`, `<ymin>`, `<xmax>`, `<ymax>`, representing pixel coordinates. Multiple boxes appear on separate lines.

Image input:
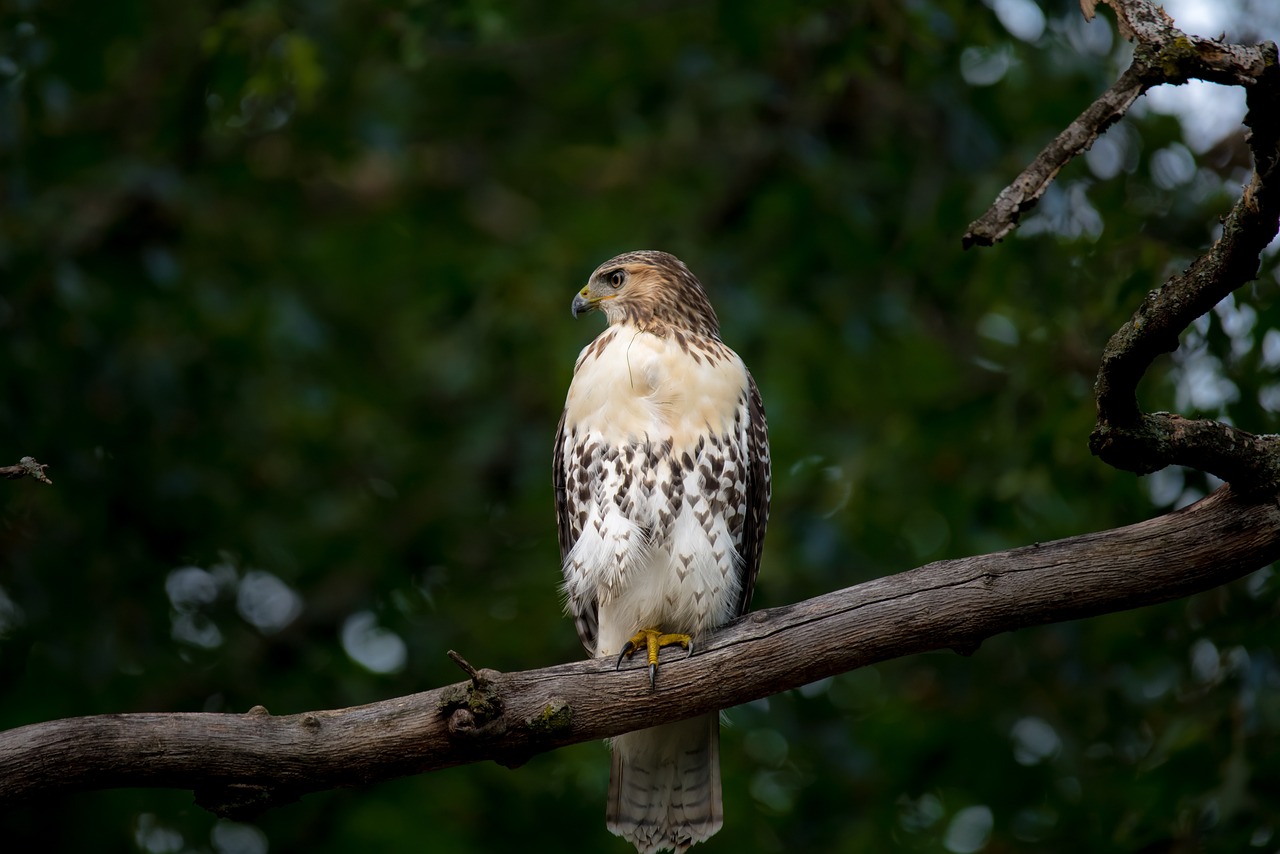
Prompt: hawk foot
<box><xmin>615</xmin><ymin>626</ymin><xmax>694</xmax><ymax>688</ymax></box>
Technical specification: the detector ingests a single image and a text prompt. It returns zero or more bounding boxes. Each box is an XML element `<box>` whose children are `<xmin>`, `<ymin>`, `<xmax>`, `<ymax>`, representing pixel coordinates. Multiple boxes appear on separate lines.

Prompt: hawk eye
<box><xmin>608</xmin><ymin>270</ymin><xmax>625</xmax><ymax>289</ymax></box>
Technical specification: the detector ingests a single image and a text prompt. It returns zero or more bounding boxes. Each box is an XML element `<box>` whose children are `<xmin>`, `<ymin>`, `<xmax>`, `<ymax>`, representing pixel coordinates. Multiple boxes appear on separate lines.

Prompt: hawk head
<box><xmin>571</xmin><ymin>250</ymin><xmax>720</xmax><ymax>338</ymax></box>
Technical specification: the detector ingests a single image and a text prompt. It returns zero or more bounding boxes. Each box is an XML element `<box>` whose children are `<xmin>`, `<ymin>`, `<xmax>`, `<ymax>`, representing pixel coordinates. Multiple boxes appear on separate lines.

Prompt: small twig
<box><xmin>447</xmin><ymin>649</ymin><xmax>483</xmax><ymax>686</ymax></box>
<box><xmin>0</xmin><ymin>457</ymin><xmax>52</xmax><ymax>485</ymax></box>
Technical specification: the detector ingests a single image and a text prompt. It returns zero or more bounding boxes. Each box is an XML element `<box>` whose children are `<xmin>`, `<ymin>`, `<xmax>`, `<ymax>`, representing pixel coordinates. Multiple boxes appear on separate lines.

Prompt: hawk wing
<box><xmin>733</xmin><ymin>372</ymin><xmax>771</xmax><ymax>618</ymax></box>
<box><xmin>553</xmin><ymin>408</ymin><xmax>598</xmax><ymax>653</ymax></box>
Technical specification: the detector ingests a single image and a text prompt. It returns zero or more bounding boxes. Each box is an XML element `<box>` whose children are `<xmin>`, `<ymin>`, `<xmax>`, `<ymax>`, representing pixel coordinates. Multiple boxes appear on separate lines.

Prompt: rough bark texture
<box><xmin>1</xmin><ymin>487</ymin><xmax>1277</xmax><ymax>816</ymax></box>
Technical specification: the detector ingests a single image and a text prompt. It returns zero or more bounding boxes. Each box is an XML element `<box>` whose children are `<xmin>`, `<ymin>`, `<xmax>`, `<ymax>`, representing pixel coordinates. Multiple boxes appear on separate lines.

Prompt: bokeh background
<box><xmin>4</xmin><ymin>0</ymin><xmax>1280</xmax><ymax>851</ymax></box>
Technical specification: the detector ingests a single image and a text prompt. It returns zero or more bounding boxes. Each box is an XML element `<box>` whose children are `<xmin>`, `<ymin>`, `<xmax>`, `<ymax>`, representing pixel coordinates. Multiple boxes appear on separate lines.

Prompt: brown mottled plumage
<box><xmin>554</xmin><ymin>251</ymin><xmax>771</xmax><ymax>853</ymax></box>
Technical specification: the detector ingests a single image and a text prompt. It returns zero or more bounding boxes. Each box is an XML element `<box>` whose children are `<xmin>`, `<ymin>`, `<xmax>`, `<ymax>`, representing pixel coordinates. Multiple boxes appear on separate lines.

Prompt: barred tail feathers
<box><xmin>606</xmin><ymin>714</ymin><xmax>723</xmax><ymax>854</ymax></box>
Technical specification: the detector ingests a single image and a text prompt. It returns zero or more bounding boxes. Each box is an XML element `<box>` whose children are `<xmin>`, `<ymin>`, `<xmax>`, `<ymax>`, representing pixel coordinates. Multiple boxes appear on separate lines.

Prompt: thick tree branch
<box><xmin>2</xmin><ymin>486</ymin><xmax>1277</xmax><ymax>816</ymax></box>
<box><xmin>0</xmin><ymin>457</ymin><xmax>52</xmax><ymax>485</ymax></box>
<box><xmin>963</xmin><ymin>0</ymin><xmax>1276</xmax><ymax>248</ymax></box>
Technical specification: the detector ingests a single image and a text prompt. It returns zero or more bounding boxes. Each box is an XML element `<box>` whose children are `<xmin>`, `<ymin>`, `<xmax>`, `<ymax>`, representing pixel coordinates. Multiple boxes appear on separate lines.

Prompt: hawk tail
<box><xmin>607</xmin><ymin>714</ymin><xmax>723</xmax><ymax>854</ymax></box>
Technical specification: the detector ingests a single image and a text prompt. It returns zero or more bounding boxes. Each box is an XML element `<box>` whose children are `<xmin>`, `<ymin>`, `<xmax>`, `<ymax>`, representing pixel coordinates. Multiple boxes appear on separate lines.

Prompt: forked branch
<box><xmin>969</xmin><ymin>0</ymin><xmax>1280</xmax><ymax>491</ymax></box>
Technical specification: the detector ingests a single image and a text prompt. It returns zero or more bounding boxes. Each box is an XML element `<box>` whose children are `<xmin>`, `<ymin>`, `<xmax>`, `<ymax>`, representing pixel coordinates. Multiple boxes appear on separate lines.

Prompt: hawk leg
<box><xmin>616</xmin><ymin>626</ymin><xmax>694</xmax><ymax>688</ymax></box>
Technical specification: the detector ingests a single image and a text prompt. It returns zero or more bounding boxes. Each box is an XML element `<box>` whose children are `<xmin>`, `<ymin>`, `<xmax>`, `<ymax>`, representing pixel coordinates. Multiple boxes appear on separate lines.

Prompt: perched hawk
<box><xmin>553</xmin><ymin>251</ymin><xmax>771</xmax><ymax>853</ymax></box>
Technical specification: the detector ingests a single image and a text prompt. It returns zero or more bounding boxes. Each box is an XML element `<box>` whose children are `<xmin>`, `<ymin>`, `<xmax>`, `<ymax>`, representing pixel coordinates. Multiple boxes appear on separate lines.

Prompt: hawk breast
<box><xmin>558</xmin><ymin>328</ymin><xmax>755</xmax><ymax>654</ymax></box>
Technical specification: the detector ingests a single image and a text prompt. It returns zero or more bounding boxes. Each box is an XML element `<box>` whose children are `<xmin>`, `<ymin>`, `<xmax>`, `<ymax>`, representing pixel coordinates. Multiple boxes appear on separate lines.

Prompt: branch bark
<box><xmin>2</xmin><ymin>486</ymin><xmax>1277</xmax><ymax>816</ymax></box>
<box><xmin>1</xmin><ymin>457</ymin><xmax>52</xmax><ymax>485</ymax></box>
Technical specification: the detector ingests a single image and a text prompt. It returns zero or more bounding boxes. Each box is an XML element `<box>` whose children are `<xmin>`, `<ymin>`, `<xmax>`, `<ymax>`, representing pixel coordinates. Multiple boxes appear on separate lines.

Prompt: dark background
<box><xmin>4</xmin><ymin>1</ymin><xmax>1280</xmax><ymax>851</ymax></box>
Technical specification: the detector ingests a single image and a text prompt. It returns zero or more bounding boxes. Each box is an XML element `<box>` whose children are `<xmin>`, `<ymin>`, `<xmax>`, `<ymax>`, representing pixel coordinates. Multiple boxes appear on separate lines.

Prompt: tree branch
<box><xmin>0</xmin><ymin>457</ymin><xmax>52</xmax><ymax>485</ymax></box>
<box><xmin>1089</xmin><ymin>56</ymin><xmax>1280</xmax><ymax>488</ymax></box>
<box><xmin>2</xmin><ymin>486</ymin><xmax>1277</xmax><ymax>816</ymax></box>
<box><xmin>967</xmin><ymin>0</ymin><xmax>1280</xmax><ymax>492</ymax></box>
<box><xmin>962</xmin><ymin>61</ymin><xmax>1152</xmax><ymax>249</ymax></box>
<box><xmin>963</xmin><ymin>0</ymin><xmax>1276</xmax><ymax>248</ymax></box>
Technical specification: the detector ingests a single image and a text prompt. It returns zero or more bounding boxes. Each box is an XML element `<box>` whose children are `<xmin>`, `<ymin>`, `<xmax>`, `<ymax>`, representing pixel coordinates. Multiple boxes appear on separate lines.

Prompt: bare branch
<box><xmin>2</xmin><ymin>486</ymin><xmax>1277</xmax><ymax>816</ymax></box>
<box><xmin>1092</xmin><ymin>165</ymin><xmax>1280</xmax><ymax>431</ymax></box>
<box><xmin>963</xmin><ymin>0</ymin><xmax>1275</xmax><ymax>248</ymax></box>
<box><xmin>967</xmin><ymin>0</ymin><xmax>1280</xmax><ymax>493</ymax></box>
<box><xmin>962</xmin><ymin>64</ymin><xmax>1149</xmax><ymax>248</ymax></box>
<box><xmin>1090</xmin><ymin>49</ymin><xmax>1280</xmax><ymax>489</ymax></box>
<box><xmin>1091</xmin><ymin>414</ymin><xmax>1280</xmax><ymax>488</ymax></box>
<box><xmin>0</xmin><ymin>457</ymin><xmax>52</xmax><ymax>485</ymax></box>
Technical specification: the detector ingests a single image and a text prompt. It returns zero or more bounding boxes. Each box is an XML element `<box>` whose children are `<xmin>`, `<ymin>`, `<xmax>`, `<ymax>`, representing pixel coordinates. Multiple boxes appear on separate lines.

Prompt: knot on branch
<box><xmin>439</xmin><ymin>650</ymin><xmax>508</xmax><ymax>742</ymax></box>
<box><xmin>441</xmin><ymin>680</ymin><xmax>506</xmax><ymax>738</ymax></box>
<box><xmin>437</xmin><ymin>651</ymin><xmax>579</xmax><ymax>770</ymax></box>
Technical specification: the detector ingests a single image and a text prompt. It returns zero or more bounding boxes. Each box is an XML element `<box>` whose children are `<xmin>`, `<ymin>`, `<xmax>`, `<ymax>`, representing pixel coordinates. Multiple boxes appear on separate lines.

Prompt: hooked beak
<box><xmin>571</xmin><ymin>289</ymin><xmax>595</xmax><ymax>318</ymax></box>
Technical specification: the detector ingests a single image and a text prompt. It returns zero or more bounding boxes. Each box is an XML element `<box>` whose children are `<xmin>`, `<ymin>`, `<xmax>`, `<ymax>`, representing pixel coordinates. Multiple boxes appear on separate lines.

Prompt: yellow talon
<box><xmin>616</xmin><ymin>626</ymin><xmax>694</xmax><ymax>688</ymax></box>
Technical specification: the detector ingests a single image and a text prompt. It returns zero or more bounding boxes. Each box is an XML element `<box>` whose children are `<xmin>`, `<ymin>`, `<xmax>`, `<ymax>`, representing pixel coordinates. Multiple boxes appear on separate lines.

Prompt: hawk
<box><xmin>553</xmin><ymin>250</ymin><xmax>771</xmax><ymax>853</ymax></box>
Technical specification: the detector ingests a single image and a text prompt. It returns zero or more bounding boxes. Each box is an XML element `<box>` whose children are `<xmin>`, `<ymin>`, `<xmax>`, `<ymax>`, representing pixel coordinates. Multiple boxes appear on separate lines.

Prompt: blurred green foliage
<box><xmin>3</xmin><ymin>0</ymin><xmax>1280</xmax><ymax>851</ymax></box>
